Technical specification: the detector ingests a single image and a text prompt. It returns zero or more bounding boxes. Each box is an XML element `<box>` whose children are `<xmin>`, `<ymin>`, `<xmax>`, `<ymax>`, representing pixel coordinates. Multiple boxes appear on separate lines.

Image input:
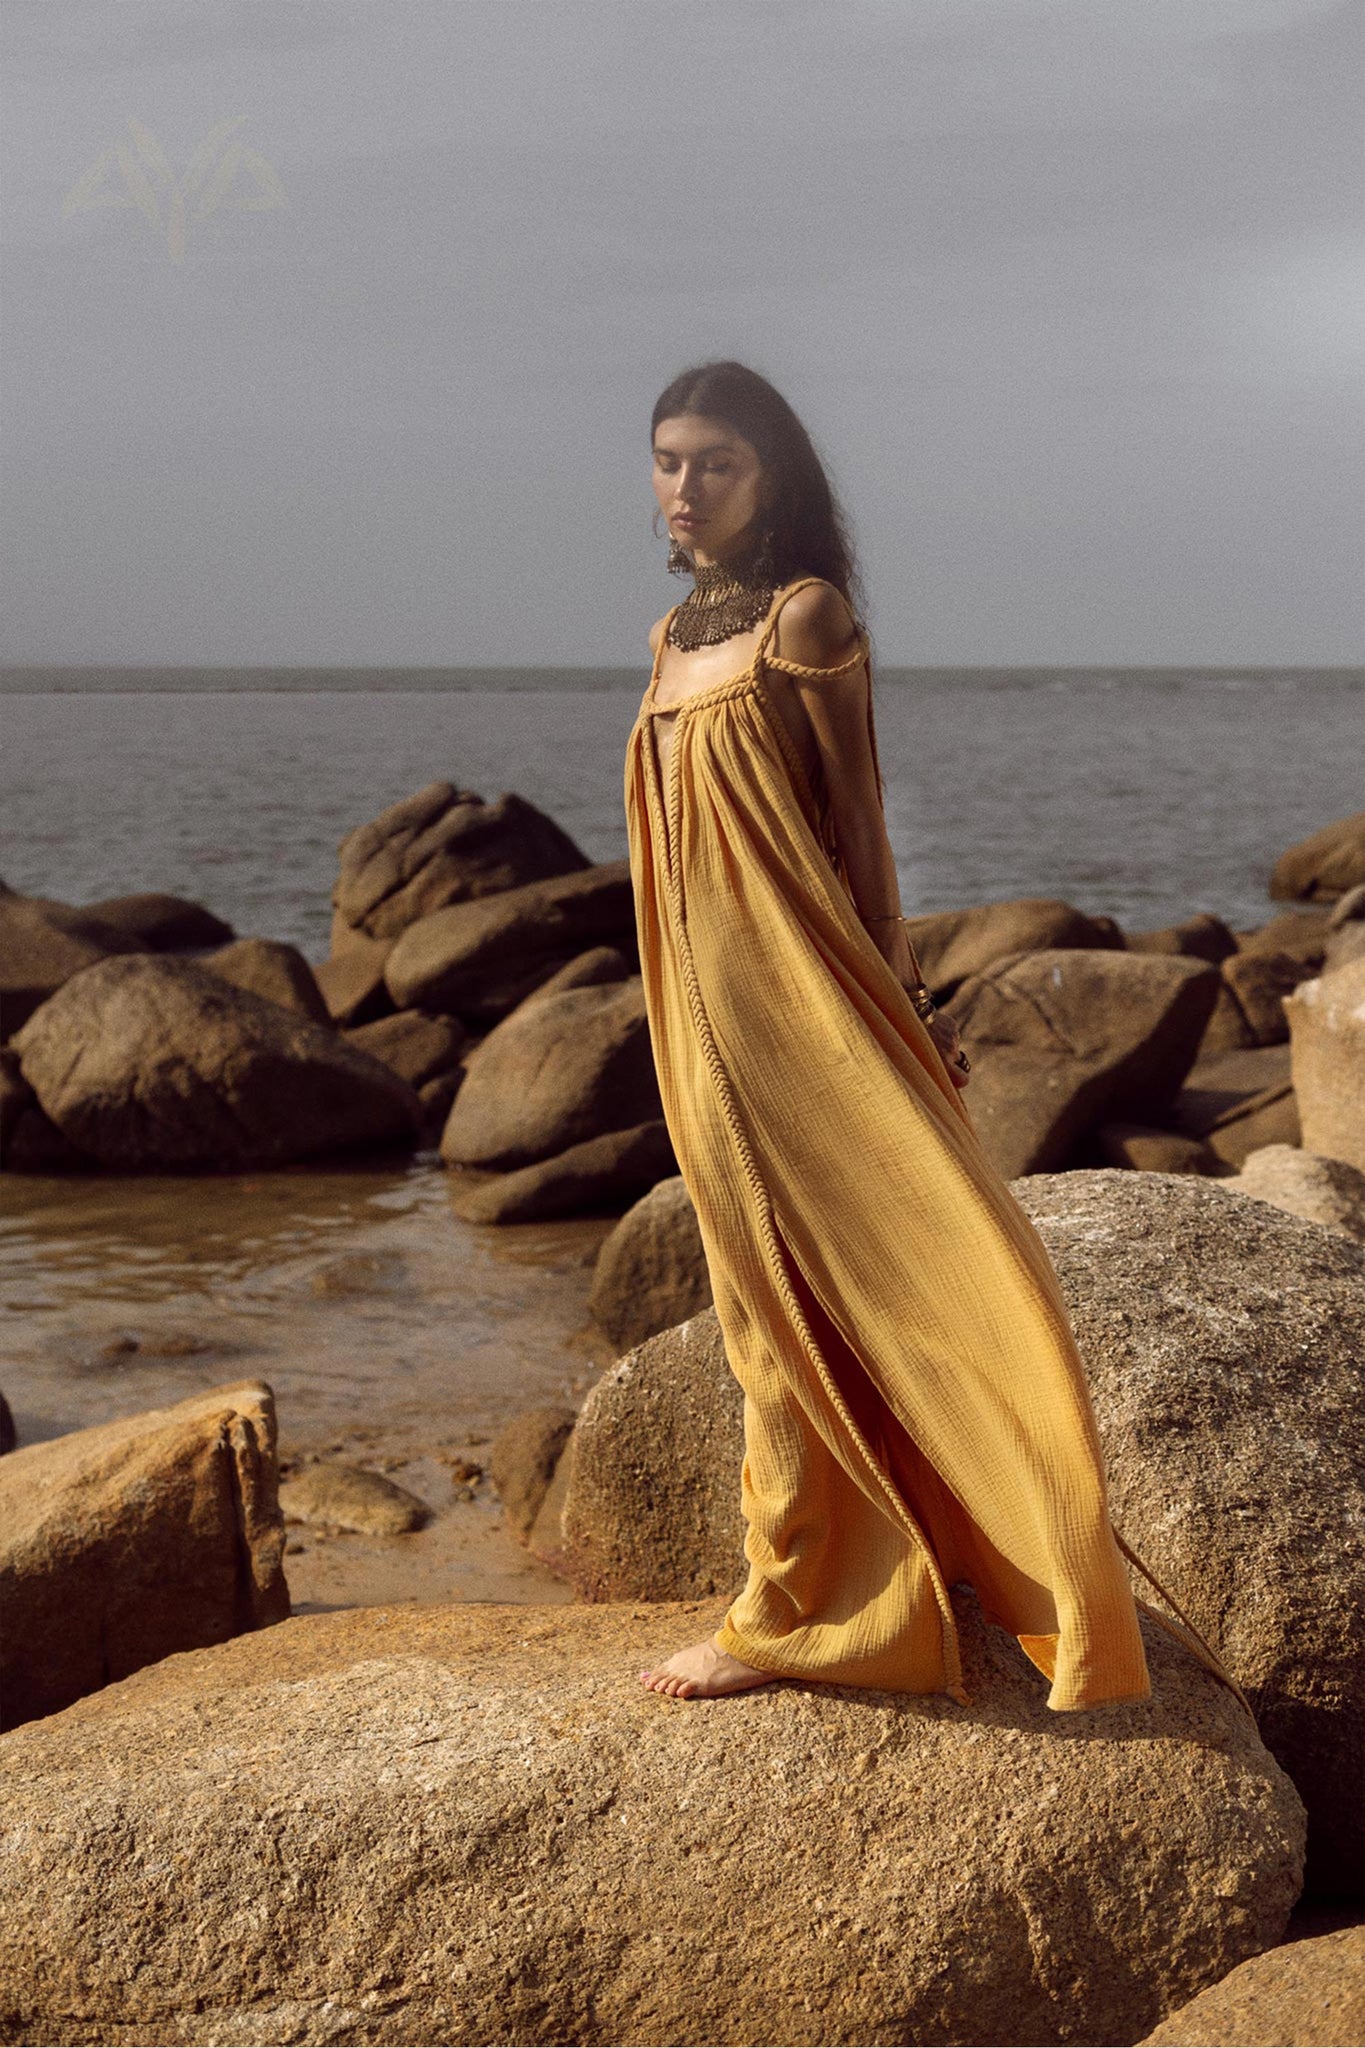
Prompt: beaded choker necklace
<box><xmin>666</xmin><ymin>541</ymin><xmax>779</xmax><ymax>651</ymax></box>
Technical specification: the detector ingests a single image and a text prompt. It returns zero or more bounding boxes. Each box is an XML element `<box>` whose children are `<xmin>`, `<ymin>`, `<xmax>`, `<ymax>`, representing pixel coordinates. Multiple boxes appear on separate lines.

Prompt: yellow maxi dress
<box><xmin>623</xmin><ymin>575</ymin><xmax>1248</xmax><ymax>1714</ymax></box>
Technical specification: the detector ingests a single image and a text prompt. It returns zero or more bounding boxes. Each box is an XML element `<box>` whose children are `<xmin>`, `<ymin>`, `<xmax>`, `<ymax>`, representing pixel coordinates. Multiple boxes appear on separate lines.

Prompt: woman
<box><xmin>625</xmin><ymin>360</ymin><xmax>1245</xmax><ymax>1717</ymax></box>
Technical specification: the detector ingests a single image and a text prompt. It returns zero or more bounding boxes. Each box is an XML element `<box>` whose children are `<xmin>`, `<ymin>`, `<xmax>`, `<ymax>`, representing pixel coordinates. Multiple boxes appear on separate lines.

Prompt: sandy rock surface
<box><xmin>344</xmin><ymin>1007</ymin><xmax>469</xmax><ymax>1088</ymax></box>
<box><xmin>561</xmin><ymin>1311</ymin><xmax>745</xmax><ymax>1601</ymax></box>
<box><xmin>1165</xmin><ymin>1044</ymin><xmax>1300</xmax><ymax>1170</ymax></box>
<box><xmin>1221</xmin><ymin>947</ymin><xmax>1310</xmax><ymax>1044</ymax></box>
<box><xmin>1095</xmin><ymin>1120</ymin><xmax>1219</xmax><ymax>1174</ymax></box>
<box><xmin>1138</xmin><ymin>1923</ymin><xmax>1365</xmax><ymax>2046</ymax></box>
<box><xmin>544</xmin><ymin>1168</ymin><xmax>1363</xmax><ymax>1899</ymax></box>
<box><xmin>0</xmin><ymin>887</ymin><xmax>140</xmax><ymax>1036</ymax></box>
<box><xmin>313</xmin><ymin>928</ymin><xmax>394</xmax><ymax>1024</ymax></box>
<box><xmin>514</xmin><ymin>943</ymin><xmax>633</xmax><ymax>1006</ymax></box>
<box><xmin>1015</xmin><ymin>1169</ymin><xmax>1365</xmax><ymax>1899</ymax></box>
<box><xmin>0</xmin><ymin>1595</ymin><xmax>1304</xmax><ymax>2048</ymax></box>
<box><xmin>1236</xmin><ymin>908</ymin><xmax>1332</xmax><ymax>967</ymax></box>
<box><xmin>1126</xmin><ymin>911</ymin><xmax>1238</xmax><ymax>963</ymax></box>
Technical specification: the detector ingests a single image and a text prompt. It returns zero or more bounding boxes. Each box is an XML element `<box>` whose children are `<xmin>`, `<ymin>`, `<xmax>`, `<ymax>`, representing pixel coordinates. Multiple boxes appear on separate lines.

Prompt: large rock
<box><xmin>444</xmin><ymin>1118</ymin><xmax>676</xmax><ymax>1224</ymax></box>
<box><xmin>344</xmin><ymin>1008</ymin><xmax>468</xmax><ymax>1089</ymax></box>
<box><xmin>202</xmin><ymin>936</ymin><xmax>331</xmax><ymax>1024</ymax></box>
<box><xmin>512</xmin><ymin>942</ymin><xmax>633</xmax><ymax>1008</ymax></box>
<box><xmin>1164</xmin><ymin>1044</ymin><xmax>1301</xmax><ymax>1170</ymax></box>
<box><xmin>0</xmin><ymin>1380</ymin><xmax>288</xmax><ymax>1731</ymax></box>
<box><xmin>10</xmin><ymin>954</ymin><xmax>420</xmax><ymax>1170</ymax></box>
<box><xmin>588</xmin><ymin>1172</ymin><xmax>714</xmax><ymax>1350</ymax></box>
<box><xmin>1323</xmin><ymin>883</ymin><xmax>1365</xmax><ymax>970</ymax></box>
<box><xmin>1013</xmin><ymin>1169</ymin><xmax>1365</xmax><ymax>1899</ymax></box>
<box><xmin>0</xmin><ymin>1597</ymin><xmax>1304</xmax><ymax>2048</ymax></box>
<box><xmin>1236</xmin><ymin>909</ymin><xmax>1332</xmax><ymax>969</ymax></box>
<box><xmin>1226</xmin><ymin>1143</ymin><xmax>1365</xmax><ymax>1244</ymax></box>
<box><xmin>1139</xmin><ymin>1924</ymin><xmax>1365</xmax><ymax>2046</ymax></box>
<box><xmin>543</xmin><ymin>1168</ymin><xmax>1364</xmax><ymax>1900</ymax></box>
<box><xmin>1199</xmin><ymin>1085</ymin><xmax>1301</xmax><ymax>1171</ymax></box>
<box><xmin>1328</xmin><ymin>882</ymin><xmax>1365</xmax><ymax>928</ymax></box>
<box><xmin>559</xmin><ymin>1311</ymin><xmax>745</xmax><ymax>1601</ymax></box>
<box><xmin>333</xmin><ymin>780</ymin><xmax>590</xmax><ymax>940</ymax></box>
<box><xmin>312</xmin><ymin>931</ymin><xmax>396</xmax><ymax>1026</ymax></box>
<box><xmin>489</xmin><ymin>1405</ymin><xmax>577</xmax><ymax>1539</ymax></box>
<box><xmin>0</xmin><ymin>1046</ymin><xmax>88</xmax><ymax>1170</ymax></box>
<box><xmin>902</xmin><ymin>895</ymin><xmax>1122</xmax><ymax>996</ymax></box>
<box><xmin>1167</xmin><ymin>1045</ymin><xmax>1292</xmax><ymax>1132</ymax></box>
<box><xmin>943</xmin><ymin>948</ymin><xmax>1219</xmax><ymax>1177</ymax></box>
<box><xmin>1126</xmin><ymin>912</ymin><xmax>1239</xmax><ymax>964</ymax></box>
<box><xmin>1285</xmin><ymin>959</ymin><xmax>1365</xmax><ymax>1173</ymax></box>
<box><xmin>1095</xmin><ymin>1121</ymin><xmax>1220</xmax><ymax>1176</ymax></box>
<box><xmin>1270</xmin><ymin>812</ymin><xmax>1365</xmax><ymax>903</ymax></box>
<box><xmin>83</xmin><ymin>891</ymin><xmax>234</xmax><ymax>951</ymax></box>
<box><xmin>0</xmin><ymin>887</ymin><xmax>141</xmax><ymax>1037</ymax></box>
<box><xmin>1325</xmin><ymin>920</ymin><xmax>1365</xmax><ymax>973</ymax></box>
<box><xmin>1220</xmin><ymin>949</ymin><xmax>1312</xmax><ymax>1045</ymax></box>
<box><xmin>385</xmin><ymin>862</ymin><xmax>637</xmax><ymax>1023</ymax></box>
<box><xmin>440</xmin><ymin>977</ymin><xmax>659</xmax><ymax>1171</ymax></box>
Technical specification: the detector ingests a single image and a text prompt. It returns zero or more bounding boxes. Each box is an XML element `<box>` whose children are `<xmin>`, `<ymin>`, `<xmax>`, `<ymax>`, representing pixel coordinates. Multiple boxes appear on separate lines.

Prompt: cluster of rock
<box><xmin>4</xmin><ymin>799</ymin><xmax>1365</xmax><ymax>1212</ymax></box>
<box><xmin>0</xmin><ymin>1588</ymin><xmax>1310</xmax><ymax>2048</ymax></box>
<box><xmin>0</xmin><ymin>783</ymin><xmax>665</xmax><ymax>1212</ymax></box>
<box><xmin>5</xmin><ymin>800</ymin><xmax>1364</xmax><ymax>2039</ymax></box>
<box><xmin>500</xmin><ymin>1167</ymin><xmax>1365</xmax><ymax>1909</ymax></box>
<box><xmin>0</xmin><ymin>1199</ymin><xmax>1348</xmax><ymax>2044</ymax></box>
<box><xmin>5</xmin><ymin>1165</ymin><xmax>1363</xmax><ymax>2037</ymax></box>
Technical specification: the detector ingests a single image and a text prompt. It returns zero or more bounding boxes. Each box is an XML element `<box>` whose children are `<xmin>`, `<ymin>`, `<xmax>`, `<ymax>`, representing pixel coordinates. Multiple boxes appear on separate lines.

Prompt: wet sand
<box><xmin>2</xmin><ymin>1148</ymin><xmax>622</xmax><ymax>1613</ymax></box>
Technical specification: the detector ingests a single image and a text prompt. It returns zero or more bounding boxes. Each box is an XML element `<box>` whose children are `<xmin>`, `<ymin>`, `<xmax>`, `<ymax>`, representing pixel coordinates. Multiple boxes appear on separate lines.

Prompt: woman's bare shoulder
<box><xmin>647</xmin><ymin>615</ymin><xmax>670</xmax><ymax>658</ymax></box>
<box><xmin>772</xmin><ymin>579</ymin><xmax>862</xmax><ymax>667</ymax></box>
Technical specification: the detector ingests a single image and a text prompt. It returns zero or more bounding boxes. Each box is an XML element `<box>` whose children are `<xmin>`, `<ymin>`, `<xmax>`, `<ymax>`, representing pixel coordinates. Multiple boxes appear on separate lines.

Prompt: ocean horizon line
<box><xmin>3</xmin><ymin>662</ymin><xmax>1362</xmax><ymax>695</ymax></box>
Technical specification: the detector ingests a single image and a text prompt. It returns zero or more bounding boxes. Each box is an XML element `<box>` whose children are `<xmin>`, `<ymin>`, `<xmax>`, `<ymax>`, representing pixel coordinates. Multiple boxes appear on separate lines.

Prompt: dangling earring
<box><xmin>654</xmin><ymin>506</ymin><xmax>693</xmax><ymax>577</ymax></box>
<box><xmin>752</xmin><ymin>521</ymin><xmax>776</xmax><ymax>585</ymax></box>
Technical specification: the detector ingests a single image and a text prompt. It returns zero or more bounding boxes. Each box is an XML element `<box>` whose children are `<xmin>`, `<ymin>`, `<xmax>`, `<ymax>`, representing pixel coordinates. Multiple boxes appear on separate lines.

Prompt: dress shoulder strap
<box><xmin>755</xmin><ymin>577</ymin><xmax>884</xmax><ymax>807</ymax></box>
<box><xmin>755</xmin><ymin>576</ymin><xmax>869</xmax><ymax>675</ymax></box>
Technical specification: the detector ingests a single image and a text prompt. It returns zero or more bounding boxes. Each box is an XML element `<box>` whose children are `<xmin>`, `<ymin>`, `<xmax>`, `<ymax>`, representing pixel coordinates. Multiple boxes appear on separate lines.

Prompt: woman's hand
<box><xmin>923</xmin><ymin>1003</ymin><xmax>970</xmax><ymax>1089</ymax></box>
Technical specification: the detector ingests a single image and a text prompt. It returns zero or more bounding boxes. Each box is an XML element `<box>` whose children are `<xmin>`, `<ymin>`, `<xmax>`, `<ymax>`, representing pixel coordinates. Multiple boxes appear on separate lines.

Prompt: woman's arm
<box><xmin>772</xmin><ymin>584</ymin><xmax>969</xmax><ymax>1085</ymax></box>
<box><xmin>770</xmin><ymin>585</ymin><xmax>914</xmax><ymax>978</ymax></box>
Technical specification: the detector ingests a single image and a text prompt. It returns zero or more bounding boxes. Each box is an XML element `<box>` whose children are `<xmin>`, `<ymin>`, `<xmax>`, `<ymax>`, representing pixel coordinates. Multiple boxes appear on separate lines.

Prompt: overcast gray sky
<box><xmin>3</xmin><ymin>0</ymin><xmax>1361</xmax><ymax>666</ymax></box>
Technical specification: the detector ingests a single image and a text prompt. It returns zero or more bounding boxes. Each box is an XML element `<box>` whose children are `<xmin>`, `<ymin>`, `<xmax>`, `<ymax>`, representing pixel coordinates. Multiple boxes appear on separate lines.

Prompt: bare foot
<box><xmin>639</xmin><ymin>1632</ymin><xmax>778</xmax><ymax>1700</ymax></box>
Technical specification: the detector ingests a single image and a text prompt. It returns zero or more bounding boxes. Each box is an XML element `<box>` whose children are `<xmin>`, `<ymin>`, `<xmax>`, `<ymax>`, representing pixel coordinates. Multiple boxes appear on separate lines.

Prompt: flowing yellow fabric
<box><xmin>623</xmin><ymin>576</ymin><xmax>1249</xmax><ymax>1715</ymax></box>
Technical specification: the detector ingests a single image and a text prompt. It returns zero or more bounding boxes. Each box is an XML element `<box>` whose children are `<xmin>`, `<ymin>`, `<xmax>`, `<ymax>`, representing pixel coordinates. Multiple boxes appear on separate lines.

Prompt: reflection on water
<box><xmin>3</xmin><ymin>1155</ymin><xmax>619</xmax><ymax>1454</ymax></box>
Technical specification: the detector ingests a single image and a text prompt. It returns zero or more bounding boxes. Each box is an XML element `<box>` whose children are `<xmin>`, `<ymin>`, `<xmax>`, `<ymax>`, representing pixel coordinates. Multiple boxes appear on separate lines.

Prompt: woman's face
<box><xmin>652</xmin><ymin>412</ymin><xmax>770</xmax><ymax>569</ymax></box>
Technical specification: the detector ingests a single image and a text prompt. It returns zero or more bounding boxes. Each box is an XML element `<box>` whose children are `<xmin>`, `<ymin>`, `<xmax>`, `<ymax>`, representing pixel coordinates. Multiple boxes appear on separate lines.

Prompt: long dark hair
<box><xmin>651</xmin><ymin>359</ymin><xmax>868</xmax><ymax>632</ymax></box>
